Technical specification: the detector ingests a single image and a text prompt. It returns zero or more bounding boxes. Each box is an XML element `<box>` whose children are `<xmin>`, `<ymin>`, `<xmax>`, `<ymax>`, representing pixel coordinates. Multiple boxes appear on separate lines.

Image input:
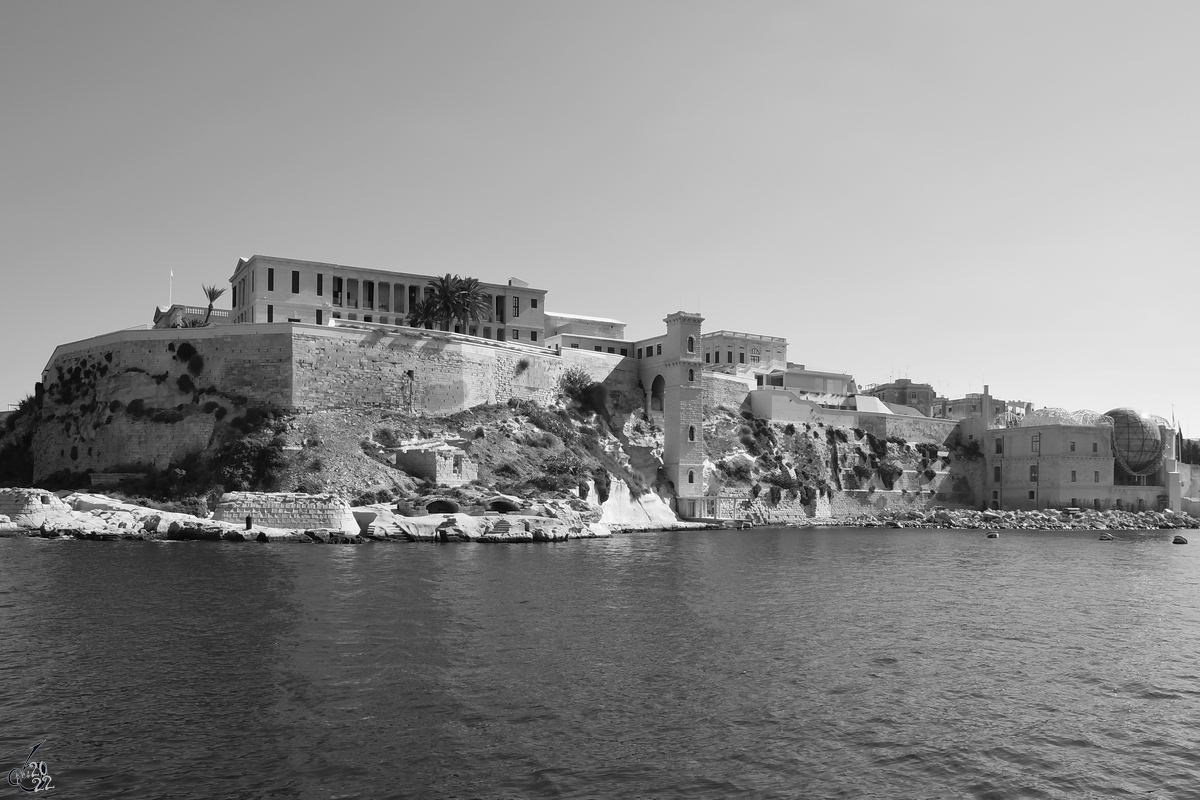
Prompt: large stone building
<box><xmin>226</xmin><ymin>255</ymin><xmax>549</xmax><ymax>345</ymax></box>
<box><xmin>864</xmin><ymin>378</ymin><xmax>936</xmax><ymax>417</ymax></box>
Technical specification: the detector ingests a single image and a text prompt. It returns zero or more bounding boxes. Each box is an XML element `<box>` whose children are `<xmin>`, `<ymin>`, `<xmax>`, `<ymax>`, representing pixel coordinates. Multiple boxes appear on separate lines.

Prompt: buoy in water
<box><xmin>1173</xmin><ymin>535</ymin><xmax>1188</xmax><ymax>545</ymax></box>
<box><xmin>986</xmin><ymin>532</ymin><xmax>999</xmax><ymax>539</ymax></box>
<box><xmin>1099</xmin><ymin>532</ymin><xmax>1114</xmax><ymax>541</ymax></box>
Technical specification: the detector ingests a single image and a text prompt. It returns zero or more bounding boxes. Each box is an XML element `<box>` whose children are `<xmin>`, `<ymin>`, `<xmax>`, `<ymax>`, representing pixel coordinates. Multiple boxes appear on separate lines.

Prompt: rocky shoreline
<box><xmin>1</xmin><ymin>488</ymin><xmax>1196</xmax><ymax>543</ymax></box>
<box><xmin>786</xmin><ymin>506</ymin><xmax>1200</xmax><ymax>532</ymax></box>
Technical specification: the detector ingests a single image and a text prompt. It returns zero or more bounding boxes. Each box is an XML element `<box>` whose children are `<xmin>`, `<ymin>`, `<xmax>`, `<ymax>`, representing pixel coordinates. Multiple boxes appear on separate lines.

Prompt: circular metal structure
<box><xmin>1105</xmin><ymin>407</ymin><xmax>1164</xmax><ymax>476</ymax></box>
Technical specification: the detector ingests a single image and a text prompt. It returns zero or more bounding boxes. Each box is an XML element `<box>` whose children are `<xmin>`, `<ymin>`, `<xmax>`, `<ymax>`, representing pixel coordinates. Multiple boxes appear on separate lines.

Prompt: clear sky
<box><xmin>3</xmin><ymin>2</ymin><xmax>1198</xmax><ymax>431</ymax></box>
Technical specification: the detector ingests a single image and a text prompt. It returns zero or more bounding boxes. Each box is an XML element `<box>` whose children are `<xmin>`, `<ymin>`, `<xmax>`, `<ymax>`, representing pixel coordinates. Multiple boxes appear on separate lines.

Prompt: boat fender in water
<box><xmin>986</xmin><ymin>532</ymin><xmax>999</xmax><ymax>539</ymax></box>
<box><xmin>1099</xmin><ymin>533</ymin><xmax>1114</xmax><ymax>541</ymax></box>
<box><xmin>1173</xmin><ymin>535</ymin><xmax>1188</xmax><ymax>545</ymax></box>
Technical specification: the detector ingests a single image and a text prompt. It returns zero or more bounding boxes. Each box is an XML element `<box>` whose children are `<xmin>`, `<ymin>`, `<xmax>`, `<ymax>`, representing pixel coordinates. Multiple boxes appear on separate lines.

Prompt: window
<box><xmin>1031</xmin><ymin>434</ymin><xmax>1041</xmax><ymax>454</ymax></box>
<box><xmin>317</xmin><ymin>274</ymin><xmax>323</xmax><ymax>297</ymax></box>
<box><xmin>739</xmin><ymin>353</ymin><xmax>745</xmax><ymax>364</ymax></box>
<box><xmin>1070</xmin><ymin>441</ymin><xmax>1076</xmax><ymax>452</ymax></box>
<box><xmin>348</xmin><ymin>313</ymin><xmax>357</xmax><ymax>321</ymax></box>
<box><xmin>637</xmin><ymin>348</ymin><xmax>643</xmax><ymax>358</ymax></box>
<box><xmin>686</xmin><ymin>336</ymin><xmax>694</xmax><ymax>353</ymax></box>
<box><xmin>607</xmin><ymin>347</ymin><xmax>614</xmax><ymax>353</ymax></box>
<box><xmin>512</xmin><ymin>296</ymin><xmax>520</xmax><ymax>318</ymax></box>
<box><xmin>267</xmin><ymin>268</ymin><xmax>275</xmax><ymax>291</ymax></box>
<box><xmin>381</xmin><ymin>316</ymin><xmax>389</xmax><ymax>325</ymax></box>
<box><xmin>316</xmin><ymin>310</ymin><xmax>323</xmax><ymax>325</ymax></box>
<box><xmin>727</xmin><ymin>351</ymin><xmax>733</xmax><ymax>363</ymax></box>
<box><xmin>364</xmin><ymin>315</ymin><xmax>372</xmax><ymax>323</ymax></box>
<box><xmin>657</xmin><ymin>344</ymin><xmax>662</xmax><ymax>355</ymax></box>
<box><xmin>994</xmin><ymin>466</ymin><xmax>1001</xmax><ymax>482</ymax></box>
<box><xmin>232</xmin><ymin>286</ymin><xmax>237</xmax><ymax>307</ymax></box>
<box><xmin>688</xmin><ymin>369</ymin><xmax>694</xmax><ymax>382</ymax></box>
<box><xmin>511</xmin><ymin>330</ymin><xmax>519</xmax><ymax>340</ymax></box>
<box><xmin>1092</xmin><ymin>442</ymin><xmax>1098</xmax><ymax>453</ymax></box>
<box><xmin>750</xmin><ymin>348</ymin><xmax>760</xmax><ymax>364</ymax></box>
<box><xmin>1071</xmin><ymin>470</ymin><xmax>1077</xmax><ymax>482</ymax></box>
<box><xmin>332</xmin><ymin>312</ymin><xmax>341</xmax><ymax>320</ymax></box>
<box><xmin>995</xmin><ymin>439</ymin><xmax>1003</xmax><ymax>455</ymax></box>
<box><xmin>531</xmin><ymin>298</ymin><xmax>538</xmax><ymax>309</ymax></box>
<box><xmin>531</xmin><ymin>331</ymin><xmax>538</xmax><ymax>342</ymax></box>
<box><xmin>620</xmin><ymin>348</ymin><xmax>627</xmax><ymax>356</ymax></box>
<box><xmin>1094</xmin><ymin>471</ymin><xmax>1100</xmax><ymax>482</ymax></box>
<box><xmin>687</xmin><ymin>470</ymin><xmax>695</xmax><ymax>484</ymax></box>
<box><xmin>1029</xmin><ymin>491</ymin><xmax>1036</xmax><ymax>500</ymax></box>
<box><xmin>291</xmin><ymin>271</ymin><xmax>299</xmax><ymax>294</ymax></box>
<box><xmin>1030</xmin><ymin>465</ymin><xmax>1039</xmax><ymax>482</ymax></box>
<box><xmin>570</xmin><ymin>343</ymin><xmax>578</xmax><ymax>348</ymax></box>
<box><xmin>993</xmin><ymin>491</ymin><xmax>999</xmax><ymax>500</ymax></box>
<box><xmin>267</xmin><ymin>305</ymin><xmax>273</xmax><ymax>323</ymax></box>
<box><xmin>364</xmin><ymin>282</ymin><xmax>374</xmax><ymax>310</ymax></box>
<box><xmin>705</xmin><ymin>353</ymin><xmax>710</xmax><ymax>363</ymax></box>
<box><xmin>332</xmin><ymin>277</ymin><xmax>343</xmax><ymax>306</ymax></box>
<box><xmin>688</xmin><ymin>426</ymin><xmax>695</xmax><ymax>442</ymax></box>
<box><xmin>595</xmin><ymin>346</ymin><xmax>601</xmax><ymax>352</ymax></box>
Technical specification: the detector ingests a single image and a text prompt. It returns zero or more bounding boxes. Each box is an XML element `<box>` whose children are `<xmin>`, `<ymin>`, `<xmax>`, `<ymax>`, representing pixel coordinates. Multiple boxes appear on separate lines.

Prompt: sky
<box><xmin>2</xmin><ymin>1</ymin><xmax>1198</xmax><ymax>432</ymax></box>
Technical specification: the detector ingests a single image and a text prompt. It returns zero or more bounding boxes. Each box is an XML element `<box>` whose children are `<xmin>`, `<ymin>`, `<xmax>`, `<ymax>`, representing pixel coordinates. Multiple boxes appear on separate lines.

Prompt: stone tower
<box><xmin>660</xmin><ymin>311</ymin><xmax>705</xmax><ymax>517</ymax></box>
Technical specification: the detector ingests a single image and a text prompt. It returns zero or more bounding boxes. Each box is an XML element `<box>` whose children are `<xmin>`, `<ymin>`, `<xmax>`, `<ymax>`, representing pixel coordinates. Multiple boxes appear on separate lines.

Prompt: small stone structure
<box><xmin>389</xmin><ymin>441</ymin><xmax>477</xmax><ymax>487</ymax></box>
<box><xmin>212</xmin><ymin>492</ymin><xmax>357</xmax><ymax>533</ymax></box>
<box><xmin>0</xmin><ymin>488</ymin><xmax>72</xmax><ymax>528</ymax></box>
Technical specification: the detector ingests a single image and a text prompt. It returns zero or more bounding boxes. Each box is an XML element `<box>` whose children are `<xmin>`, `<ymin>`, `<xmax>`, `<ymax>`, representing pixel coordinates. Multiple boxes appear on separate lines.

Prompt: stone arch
<box><xmin>426</xmin><ymin>499</ymin><xmax>460</xmax><ymax>514</ymax></box>
<box><xmin>487</xmin><ymin>498</ymin><xmax>522</xmax><ymax>514</ymax></box>
<box><xmin>650</xmin><ymin>374</ymin><xmax>665</xmax><ymax>412</ymax></box>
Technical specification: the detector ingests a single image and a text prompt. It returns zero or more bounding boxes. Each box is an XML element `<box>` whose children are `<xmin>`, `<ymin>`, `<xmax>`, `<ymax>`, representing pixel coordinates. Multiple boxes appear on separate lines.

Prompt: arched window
<box><xmin>686</xmin><ymin>336</ymin><xmax>694</xmax><ymax>353</ymax></box>
<box><xmin>688</xmin><ymin>425</ymin><xmax>695</xmax><ymax>441</ymax></box>
<box><xmin>688</xmin><ymin>369</ymin><xmax>694</xmax><ymax>382</ymax></box>
<box><xmin>687</xmin><ymin>470</ymin><xmax>695</xmax><ymax>484</ymax></box>
<box><xmin>750</xmin><ymin>348</ymin><xmax>760</xmax><ymax>364</ymax></box>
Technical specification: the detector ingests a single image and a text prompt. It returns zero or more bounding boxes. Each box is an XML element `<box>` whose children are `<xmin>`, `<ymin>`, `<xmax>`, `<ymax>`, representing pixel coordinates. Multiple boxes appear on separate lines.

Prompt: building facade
<box><xmin>701</xmin><ymin>331</ymin><xmax>788</xmax><ymax>373</ymax></box>
<box><xmin>227</xmin><ymin>255</ymin><xmax>548</xmax><ymax>345</ymax></box>
<box><xmin>864</xmin><ymin>378</ymin><xmax>936</xmax><ymax>417</ymax></box>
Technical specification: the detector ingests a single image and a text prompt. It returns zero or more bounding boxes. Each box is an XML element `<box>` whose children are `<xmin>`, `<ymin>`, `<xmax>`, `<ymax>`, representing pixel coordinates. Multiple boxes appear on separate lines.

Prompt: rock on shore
<box><xmin>821</xmin><ymin>506</ymin><xmax>1200</xmax><ymax>532</ymax></box>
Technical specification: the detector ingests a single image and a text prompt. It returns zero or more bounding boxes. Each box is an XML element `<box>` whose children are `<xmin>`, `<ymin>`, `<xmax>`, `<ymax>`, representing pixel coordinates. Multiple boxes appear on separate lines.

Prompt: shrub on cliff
<box><xmin>0</xmin><ymin>432</ymin><xmax>34</xmax><ymax>485</ymax></box>
<box><xmin>878</xmin><ymin>461</ymin><xmax>904</xmax><ymax>490</ymax></box>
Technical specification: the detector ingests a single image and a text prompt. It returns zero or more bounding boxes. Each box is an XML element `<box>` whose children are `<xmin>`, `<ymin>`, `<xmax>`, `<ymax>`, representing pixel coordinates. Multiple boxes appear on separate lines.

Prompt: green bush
<box><xmin>187</xmin><ymin>354</ymin><xmax>205</xmax><ymax>376</ymax></box>
<box><xmin>878</xmin><ymin>461</ymin><xmax>904</xmax><ymax>490</ymax></box>
<box><xmin>175</xmin><ymin>342</ymin><xmax>197</xmax><ymax>363</ymax></box>
<box><xmin>176</xmin><ymin>374</ymin><xmax>195</xmax><ymax>394</ymax></box>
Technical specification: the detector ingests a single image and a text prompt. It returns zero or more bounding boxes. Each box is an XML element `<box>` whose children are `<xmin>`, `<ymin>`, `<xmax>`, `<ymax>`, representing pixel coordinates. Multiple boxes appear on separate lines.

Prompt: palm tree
<box><xmin>455</xmin><ymin>277</ymin><xmax>491</xmax><ymax>334</ymax></box>
<box><xmin>201</xmin><ymin>284</ymin><xmax>227</xmax><ymax>325</ymax></box>
<box><xmin>406</xmin><ymin>298</ymin><xmax>439</xmax><ymax>330</ymax></box>
<box><xmin>427</xmin><ymin>274</ymin><xmax>461</xmax><ymax>331</ymax></box>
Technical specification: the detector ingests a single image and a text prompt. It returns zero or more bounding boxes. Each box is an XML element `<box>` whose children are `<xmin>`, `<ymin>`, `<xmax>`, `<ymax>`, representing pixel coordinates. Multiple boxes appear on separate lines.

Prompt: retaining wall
<box><xmin>212</xmin><ymin>492</ymin><xmax>358</xmax><ymax>532</ymax></box>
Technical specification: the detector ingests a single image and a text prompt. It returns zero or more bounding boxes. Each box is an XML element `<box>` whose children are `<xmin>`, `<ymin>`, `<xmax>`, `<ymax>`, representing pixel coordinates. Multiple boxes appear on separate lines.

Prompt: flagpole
<box><xmin>170</xmin><ymin>271</ymin><xmax>173</xmax><ymax>306</ymax></box>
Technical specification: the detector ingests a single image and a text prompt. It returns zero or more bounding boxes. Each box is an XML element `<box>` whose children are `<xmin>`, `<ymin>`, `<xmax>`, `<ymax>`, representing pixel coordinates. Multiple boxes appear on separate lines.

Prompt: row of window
<box><xmin>995</xmin><ymin>436</ymin><xmax>1099</xmax><ymax>455</ymax></box>
<box><xmin>994</xmin><ymin>465</ymin><xmax>1101</xmax><ymax>483</ymax></box>
<box><xmin>262</xmin><ymin>305</ymin><xmax>538</xmax><ymax>340</ymax></box>
<box><xmin>705</xmin><ymin>350</ymin><xmax>761</xmax><ymax>364</ymax></box>
<box><xmin>259</xmin><ymin>268</ymin><xmax>538</xmax><ymax>320</ymax></box>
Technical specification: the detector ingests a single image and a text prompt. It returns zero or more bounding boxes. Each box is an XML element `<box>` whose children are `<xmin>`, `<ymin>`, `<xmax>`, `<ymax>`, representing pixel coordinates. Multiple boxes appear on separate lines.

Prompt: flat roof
<box><xmin>545</xmin><ymin>311</ymin><xmax>626</xmax><ymax>325</ymax></box>
<box><xmin>232</xmin><ymin>254</ymin><xmax>546</xmax><ymax>293</ymax></box>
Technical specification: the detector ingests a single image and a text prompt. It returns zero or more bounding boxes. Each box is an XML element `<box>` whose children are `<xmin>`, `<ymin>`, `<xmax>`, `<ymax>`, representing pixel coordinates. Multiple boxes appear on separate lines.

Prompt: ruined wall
<box><xmin>855</xmin><ymin>413</ymin><xmax>960</xmax><ymax>446</ymax></box>
<box><xmin>212</xmin><ymin>491</ymin><xmax>357</xmax><ymax>532</ymax></box>
<box><xmin>703</xmin><ymin>371</ymin><xmax>753</xmax><ymax>411</ymax></box>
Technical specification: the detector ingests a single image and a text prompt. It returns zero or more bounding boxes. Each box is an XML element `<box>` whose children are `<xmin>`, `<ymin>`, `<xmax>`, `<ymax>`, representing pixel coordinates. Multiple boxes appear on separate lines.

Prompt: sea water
<box><xmin>2</xmin><ymin>528</ymin><xmax>1199</xmax><ymax>799</ymax></box>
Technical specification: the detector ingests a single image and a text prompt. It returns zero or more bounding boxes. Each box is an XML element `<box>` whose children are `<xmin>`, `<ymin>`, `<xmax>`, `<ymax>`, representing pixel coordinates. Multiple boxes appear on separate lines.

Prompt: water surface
<box><xmin>2</xmin><ymin>528</ymin><xmax>1198</xmax><ymax>798</ymax></box>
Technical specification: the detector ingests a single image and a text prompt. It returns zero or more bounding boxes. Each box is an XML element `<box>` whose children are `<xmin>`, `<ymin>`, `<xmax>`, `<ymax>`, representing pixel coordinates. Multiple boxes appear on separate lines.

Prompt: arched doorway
<box><xmin>650</xmin><ymin>375</ymin><xmax>665</xmax><ymax>412</ymax></box>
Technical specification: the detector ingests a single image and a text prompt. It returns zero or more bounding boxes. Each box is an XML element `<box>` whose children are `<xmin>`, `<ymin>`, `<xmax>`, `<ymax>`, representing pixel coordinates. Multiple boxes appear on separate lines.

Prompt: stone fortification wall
<box><xmin>290</xmin><ymin>326</ymin><xmax>563</xmax><ymax>413</ymax></box>
<box><xmin>703</xmin><ymin>372</ymin><xmax>753</xmax><ymax>411</ymax></box>
<box><xmin>212</xmin><ymin>492</ymin><xmax>357</xmax><ymax>533</ymax></box>
<box><xmin>32</xmin><ymin>327</ymin><xmax>295</xmax><ymax>479</ymax></box>
<box><xmin>559</xmin><ymin>349</ymin><xmax>641</xmax><ymax>396</ymax></box>
<box><xmin>855</xmin><ymin>413</ymin><xmax>959</xmax><ymax>446</ymax></box>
